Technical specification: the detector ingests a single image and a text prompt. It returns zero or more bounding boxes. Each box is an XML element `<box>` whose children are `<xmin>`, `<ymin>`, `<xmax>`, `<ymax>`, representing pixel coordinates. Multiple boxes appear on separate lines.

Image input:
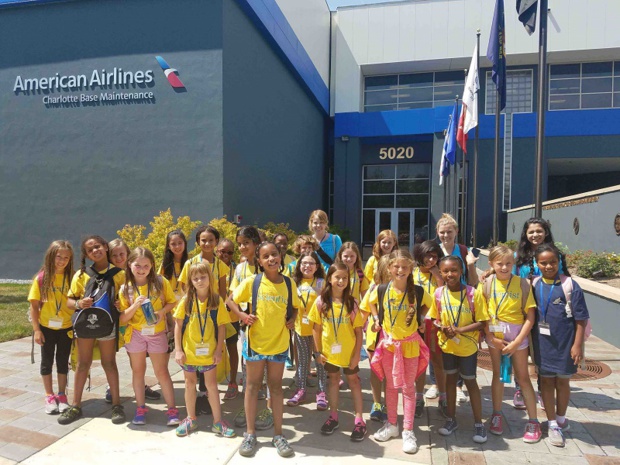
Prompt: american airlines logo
<box><xmin>155</xmin><ymin>56</ymin><xmax>185</xmax><ymax>89</ymax></box>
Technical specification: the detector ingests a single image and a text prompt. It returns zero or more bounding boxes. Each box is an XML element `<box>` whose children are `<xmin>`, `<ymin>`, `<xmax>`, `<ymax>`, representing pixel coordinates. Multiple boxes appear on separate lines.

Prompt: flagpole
<box><xmin>460</xmin><ymin>67</ymin><xmax>468</xmax><ymax>244</ymax></box>
<box><xmin>534</xmin><ymin>0</ymin><xmax>548</xmax><ymax>218</ymax></box>
<box><xmin>453</xmin><ymin>96</ymin><xmax>459</xmax><ymax>221</ymax></box>
<box><xmin>493</xmin><ymin>95</ymin><xmax>500</xmax><ymax>246</ymax></box>
<box><xmin>472</xmin><ymin>30</ymin><xmax>480</xmax><ymax>247</ymax></box>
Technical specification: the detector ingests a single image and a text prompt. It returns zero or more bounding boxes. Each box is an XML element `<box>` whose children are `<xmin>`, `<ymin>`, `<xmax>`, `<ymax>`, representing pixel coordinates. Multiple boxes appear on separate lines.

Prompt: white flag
<box><xmin>457</xmin><ymin>44</ymin><xmax>479</xmax><ymax>153</ymax></box>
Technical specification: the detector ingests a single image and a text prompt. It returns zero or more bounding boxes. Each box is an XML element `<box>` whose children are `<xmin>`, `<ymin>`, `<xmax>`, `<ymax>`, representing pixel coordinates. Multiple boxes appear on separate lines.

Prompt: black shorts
<box><xmin>441</xmin><ymin>351</ymin><xmax>478</xmax><ymax>380</ymax></box>
<box><xmin>226</xmin><ymin>321</ymin><xmax>241</xmax><ymax>345</ymax></box>
<box><xmin>324</xmin><ymin>361</ymin><xmax>360</xmax><ymax>376</ymax></box>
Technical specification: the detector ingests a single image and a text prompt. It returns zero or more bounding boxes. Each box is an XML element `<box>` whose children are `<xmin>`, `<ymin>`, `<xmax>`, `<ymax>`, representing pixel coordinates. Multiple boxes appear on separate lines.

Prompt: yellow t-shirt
<box><xmin>173</xmin><ymin>297</ymin><xmax>231</xmax><ymax>366</ymax></box>
<box><xmin>359</xmin><ymin>285</ymin><xmax>377</xmax><ymax>351</ymax></box>
<box><xmin>232</xmin><ymin>275</ymin><xmax>301</xmax><ymax>355</ymax></box>
<box><xmin>283</xmin><ymin>254</ymin><xmax>295</xmax><ymax>268</ymax></box>
<box><xmin>178</xmin><ymin>255</ymin><xmax>230</xmax><ymax>289</ymax></box>
<box><xmin>486</xmin><ymin>276</ymin><xmax>536</xmax><ymax>325</ymax></box>
<box><xmin>308</xmin><ymin>298</ymin><xmax>363</xmax><ymax>368</ymax></box>
<box><xmin>68</xmin><ymin>267</ymin><xmax>126</xmax><ymax>301</ymax></box>
<box><xmin>368</xmin><ymin>284</ymin><xmax>433</xmax><ymax>358</ymax></box>
<box><xmin>427</xmin><ymin>286</ymin><xmax>489</xmax><ymax>357</ymax></box>
<box><xmin>363</xmin><ymin>256</ymin><xmax>378</xmax><ymax>283</ymax></box>
<box><xmin>349</xmin><ymin>269</ymin><xmax>370</xmax><ymax>302</ymax></box>
<box><xmin>229</xmin><ymin>261</ymin><xmax>259</xmax><ymax>292</ymax></box>
<box><xmin>119</xmin><ymin>278</ymin><xmax>176</xmax><ymax>335</ymax></box>
<box><xmin>413</xmin><ymin>267</ymin><xmax>441</xmax><ymax>296</ymax></box>
<box><xmin>157</xmin><ymin>262</ymin><xmax>183</xmax><ymax>300</ymax></box>
<box><xmin>295</xmin><ymin>277</ymin><xmax>323</xmax><ymax>337</ymax></box>
<box><xmin>28</xmin><ymin>273</ymin><xmax>73</xmax><ymax>329</ymax></box>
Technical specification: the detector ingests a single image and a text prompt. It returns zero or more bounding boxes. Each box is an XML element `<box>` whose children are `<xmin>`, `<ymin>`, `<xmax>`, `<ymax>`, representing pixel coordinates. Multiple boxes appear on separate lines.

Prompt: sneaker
<box><xmin>255</xmin><ymin>408</ymin><xmax>274</xmax><ymax>430</ymax></box>
<box><xmin>456</xmin><ymin>388</ymin><xmax>468</xmax><ymax>403</ymax></box>
<box><xmin>56</xmin><ymin>394</ymin><xmax>70</xmax><ymax>413</ymax></box>
<box><xmin>415</xmin><ymin>398</ymin><xmax>425</xmax><ymax>418</ymax></box>
<box><xmin>144</xmin><ymin>386</ymin><xmax>161</xmax><ymax>400</ymax></box>
<box><xmin>558</xmin><ymin>418</ymin><xmax>570</xmax><ymax>432</ymax></box>
<box><xmin>166</xmin><ymin>407</ymin><xmax>180</xmax><ymax>426</ymax></box>
<box><xmin>380</xmin><ymin>404</ymin><xmax>388</xmax><ymax>422</ymax></box>
<box><xmin>234</xmin><ymin>407</ymin><xmax>247</xmax><ymax>428</ymax></box>
<box><xmin>438</xmin><ymin>418</ymin><xmax>458</xmax><ymax>436</ymax></box>
<box><xmin>425</xmin><ymin>385</ymin><xmax>439</xmax><ymax>399</ymax></box>
<box><xmin>316</xmin><ymin>392</ymin><xmax>328</xmax><ymax>411</ymax></box>
<box><xmin>176</xmin><ymin>417</ymin><xmax>198</xmax><ymax>437</ymax></box>
<box><xmin>473</xmin><ymin>423</ymin><xmax>488</xmax><ymax>444</ymax></box>
<box><xmin>132</xmin><ymin>405</ymin><xmax>148</xmax><ymax>425</ymax></box>
<box><xmin>58</xmin><ymin>406</ymin><xmax>82</xmax><ymax>425</ymax></box>
<box><xmin>212</xmin><ymin>420</ymin><xmax>236</xmax><ymax>438</ymax></box>
<box><xmin>523</xmin><ymin>420</ymin><xmax>542</xmax><ymax>443</ymax></box>
<box><xmin>350</xmin><ymin>421</ymin><xmax>366</xmax><ymax>442</ymax></box>
<box><xmin>239</xmin><ymin>433</ymin><xmax>258</xmax><ymax>457</ymax></box>
<box><xmin>402</xmin><ymin>430</ymin><xmax>418</xmax><ymax>454</ymax></box>
<box><xmin>286</xmin><ymin>389</ymin><xmax>306</xmax><ymax>407</ymax></box>
<box><xmin>538</xmin><ymin>391</ymin><xmax>545</xmax><ymax>411</ymax></box>
<box><xmin>547</xmin><ymin>425</ymin><xmax>565</xmax><ymax>447</ymax></box>
<box><xmin>196</xmin><ymin>394</ymin><xmax>211</xmax><ymax>416</ymax></box>
<box><xmin>285</xmin><ymin>357</ymin><xmax>295</xmax><ymax>371</ymax></box>
<box><xmin>490</xmin><ymin>413</ymin><xmax>503</xmax><ymax>435</ymax></box>
<box><xmin>272</xmin><ymin>434</ymin><xmax>294</xmax><ymax>457</ymax></box>
<box><xmin>513</xmin><ymin>390</ymin><xmax>526</xmax><ymax>410</ymax></box>
<box><xmin>374</xmin><ymin>422</ymin><xmax>399</xmax><ymax>442</ymax></box>
<box><xmin>438</xmin><ymin>398</ymin><xmax>449</xmax><ymax>418</ymax></box>
<box><xmin>321</xmin><ymin>415</ymin><xmax>339</xmax><ymax>435</ymax></box>
<box><xmin>45</xmin><ymin>395</ymin><xmax>59</xmax><ymax>415</ymax></box>
<box><xmin>370</xmin><ymin>402</ymin><xmax>383</xmax><ymax>422</ymax></box>
<box><xmin>257</xmin><ymin>388</ymin><xmax>267</xmax><ymax>400</ymax></box>
<box><xmin>111</xmin><ymin>404</ymin><xmax>126</xmax><ymax>424</ymax></box>
<box><xmin>105</xmin><ymin>386</ymin><xmax>112</xmax><ymax>403</ymax></box>
<box><xmin>224</xmin><ymin>383</ymin><xmax>239</xmax><ymax>400</ymax></box>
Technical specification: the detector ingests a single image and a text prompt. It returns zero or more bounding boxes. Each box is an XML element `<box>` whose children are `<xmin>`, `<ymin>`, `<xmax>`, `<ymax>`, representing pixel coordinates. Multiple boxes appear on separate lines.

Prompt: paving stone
<box><xmin>0</xmin><ymin>443</ymin><xmax>39</xmax><ymax>462</ymax></box>
<box><xmin>585</xmin><ymin>455</ymin><xmax>620</xmax><ymax>464</ymax></box>
<box><xmin>0</xmin><ymin>425</ymin><xmax>57</xmax><ymax>449</ymax></box>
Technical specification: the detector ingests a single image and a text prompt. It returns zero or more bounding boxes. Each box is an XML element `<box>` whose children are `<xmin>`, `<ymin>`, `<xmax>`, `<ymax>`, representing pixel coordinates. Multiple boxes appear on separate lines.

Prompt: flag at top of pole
<box><xmin>487</xmin><ymin>0</ymin><xmax>506</xmax><ymax>111</ymax></box>
<box><xmin>517</xmin><ymin>0</ymin><xmax>538</xmax><ymax>35</ymax></box>
<box><xmin>457</xmin><ymin>43</ymin><xmax>479</xmax><ymax>153</ymax></box>
<box><xmin>439</xmin><ymin>101</ymin><xmax>459</xmax><ymax>186</ymax></box>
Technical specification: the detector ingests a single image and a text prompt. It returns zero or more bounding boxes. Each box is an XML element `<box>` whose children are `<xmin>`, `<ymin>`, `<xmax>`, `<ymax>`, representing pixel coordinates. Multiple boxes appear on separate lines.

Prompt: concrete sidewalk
<box><xmin>0</xmin><ymin>335</ymin><xmax>619</xmax><ymax>464</ymax></box>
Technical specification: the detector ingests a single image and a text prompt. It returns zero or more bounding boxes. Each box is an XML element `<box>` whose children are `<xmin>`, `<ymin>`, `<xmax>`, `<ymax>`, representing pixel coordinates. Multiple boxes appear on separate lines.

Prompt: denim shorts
<box><xmin>538</xmin><ymin>367</ymin><xmax>572</xmax><ymax>379</ymax></box>
<box><xmin>442</xmin><ymin>351</ymin><xmax>478</xmax><ymax>380</ymax></box>
<box><xmin>242</xmin><ymin>339</ymin><xmax>288</xmax><ymax>363</ymax></box>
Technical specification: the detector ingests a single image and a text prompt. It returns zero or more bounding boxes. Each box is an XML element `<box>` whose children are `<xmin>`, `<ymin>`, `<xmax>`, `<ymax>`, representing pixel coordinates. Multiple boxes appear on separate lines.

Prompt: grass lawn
<box><xmin>0</xmin><ymin>283</ymin><xmax>32</xmax><ymax>342</ymax></box>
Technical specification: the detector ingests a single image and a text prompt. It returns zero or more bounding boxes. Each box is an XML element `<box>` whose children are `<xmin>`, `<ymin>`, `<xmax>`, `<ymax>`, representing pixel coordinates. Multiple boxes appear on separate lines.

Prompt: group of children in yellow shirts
<box><xmin>28</xmin><ymin>210</ymin><xmax>589</xmax><ymax>457</ymax></box>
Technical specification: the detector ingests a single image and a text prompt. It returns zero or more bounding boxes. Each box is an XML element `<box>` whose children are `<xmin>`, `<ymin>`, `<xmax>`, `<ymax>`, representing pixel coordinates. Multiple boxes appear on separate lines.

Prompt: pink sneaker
<box><xmin>44</xmin><ymin>395</ymin><xmax>58</xmax><ymax>415</ymax></box>
<box><xmin>490</xmin><ymin>413</ymin><xmax>503</xmax><ymax>435</ymax></box>
<box><xmin>538</xmin><ymin>392</ymin><xmax>545</xmax><ymax>411</ymax></box>
<box><xmin>55</xmin><ymin>393</ymin><xmax>70</xmax><ymax>413</ymax></box>
<box><xmin>513</xmin><ymin>390</ymin><xmax>526</xmax><ymax>410</ymax></box>
<box><xmin>316</xmin><ymin>392</ymin><xmax>328</xmax><ymax>411</ymax></box>
<box><xmin>523</xmin><ymin>420</ymin><xmax>542</xmax><ymax>443</ymax></box>
<box><xmin>286</xmin><ymin>389</ymin><xmax>306</xmax><ymax>407</ymax></box>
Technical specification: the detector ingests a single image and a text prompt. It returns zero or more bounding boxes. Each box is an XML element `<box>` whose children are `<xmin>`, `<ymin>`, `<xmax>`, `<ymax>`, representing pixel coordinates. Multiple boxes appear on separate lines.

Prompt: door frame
<box><xmin>374</xmin><ymin>208</ymin><xmax>415</xmax><ymax>251</ymax></box>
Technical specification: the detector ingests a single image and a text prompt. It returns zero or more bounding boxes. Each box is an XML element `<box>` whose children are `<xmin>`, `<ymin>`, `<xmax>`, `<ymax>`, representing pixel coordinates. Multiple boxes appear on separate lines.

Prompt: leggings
<box><xmin>381</xmin><ymin>350</ymin><xmax>419</xmax><ymax>430</ymax></box>
<box><xmin>40</xmin><ymin>326</ymin><xmax>72</xmax><ymax>376</ymax></box>
<box><xmin>294</xmin><ymin>333</ymin><xmax>326</xmax><ymax>393</ymax></box>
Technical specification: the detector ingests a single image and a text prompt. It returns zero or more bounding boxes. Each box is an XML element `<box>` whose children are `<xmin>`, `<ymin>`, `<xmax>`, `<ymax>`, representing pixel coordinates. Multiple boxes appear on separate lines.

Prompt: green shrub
<box><xmin>261</xmin><ymin>222</ymin><xmax>298</xmax><ymax>253</ymax></box>
<box><xmin>569</xmin><ymin>250</ymin><xmax>620</xmax><ymax>279</ymax></box>
<box><xmin>497</xmin><ymin>240</ymin><xmax>518</xmax><ymax>251</ymax></box>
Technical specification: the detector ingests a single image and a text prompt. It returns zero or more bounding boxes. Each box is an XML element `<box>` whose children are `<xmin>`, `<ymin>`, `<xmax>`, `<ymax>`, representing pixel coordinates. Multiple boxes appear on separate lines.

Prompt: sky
<box><xmin>326</xmin><ymin>0</ymin><xmax>409</xmax><ymax>11</ymax></box>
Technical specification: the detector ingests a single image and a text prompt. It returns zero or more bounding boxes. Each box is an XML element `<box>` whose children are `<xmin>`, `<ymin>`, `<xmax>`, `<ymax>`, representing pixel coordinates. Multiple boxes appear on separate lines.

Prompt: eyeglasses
<box><xmin>218</xmin><ymin>250</ymin><xmax>234</xmax><ymax>256</ymax></box>
<box><xmin>300</xmin><ymin>262</ymin><xmax>318</xmax><ymax>267</ymax></box>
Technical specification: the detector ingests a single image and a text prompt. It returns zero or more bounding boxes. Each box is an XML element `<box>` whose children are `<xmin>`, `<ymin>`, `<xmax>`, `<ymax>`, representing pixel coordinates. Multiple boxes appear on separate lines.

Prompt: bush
<box><xmin>568</xmin><ymin>250</ymin><xmax>620</xmax><ymax>279</ymax></box>
<box><xmin>117</xmin><ymin>209</ymin><xmax>202</xmax><ymax>265</ymax></box>
<box><xmin>497</xmin><ymin>240</ymin><xmax>518</xmax><ymax>251</ymax></box>
<box><xmin>261</xmin><ymin>222</ymin><xmax>297</xmax><ymax>252</ymax></box>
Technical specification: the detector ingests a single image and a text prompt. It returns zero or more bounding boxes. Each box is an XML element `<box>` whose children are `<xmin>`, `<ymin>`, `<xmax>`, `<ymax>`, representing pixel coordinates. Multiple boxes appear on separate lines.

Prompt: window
<box><xmin>485</xmin><ymin>69</ymin><xmax>533</xmax><ymax>114</ymax></box>
<box><xmin>364</xmin><ymin>71</ymin><xmax>464</xmax><ymax>112</ymax></box>
<box><xmin>549</xmin><ymin>61</ymin><xmax>619</xmax><ymax>110</ymax></box>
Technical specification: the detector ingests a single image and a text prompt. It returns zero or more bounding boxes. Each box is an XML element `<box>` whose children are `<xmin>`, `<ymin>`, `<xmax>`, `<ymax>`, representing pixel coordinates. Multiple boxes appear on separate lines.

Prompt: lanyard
<box><xmin>299</xmin><ymin>278</ymin><xmax>315</xmax><ymax>311</ymax></box>
<box><xmin>330</xmin><ymin>299</ymin><xmax>346</xmax><ymax>343</ymax></box>
<box><xmin>386</xmin><ymin>282</ymin><xmax>407</xmax><ymax>330</ymax></box>
<box><xmin>442</xmin><ymin>285</ymin><xmax>465</xmax><ymax>327</ymax></box>
<box><xmin>53</xmin><ymin>275</ymin><xmax>67</xmax><ymax>316</ymax></box>
<box><xmin>350</xmin><ymin>271</ymin><xmax>358</xmax><ymax>295</ymax></box>
<box><xmin>173</xmin><ymin>262</ymin><xmax>180</xmax><ymax>292</ymax></box>
<box><xmin>491</xmin><ymin>275</ymin><xmax>513</xmax><ymax>320</ymax></box>
<box><xmin>135</xmin><ymin>284</ymin><xmax>151</xmax><ymax>299</ymax></box>
<box><xmin>194</xmin><ymin>296</ymin><xmax>209</xmax><ymax>343</ymax></box>
<box><xmin>539</xmin><ymin>277</ymin><xmax>558</xmax><ymax>323</ymax></box>
<box><xmin>243</xmin><ymin>261</ymin><xmax>256</xmax><ymax>279</ymax></box>
<box><xmin>416</xmin><ymin>269</ymin><xmax>432</xmax><ymax>293</ymax></box>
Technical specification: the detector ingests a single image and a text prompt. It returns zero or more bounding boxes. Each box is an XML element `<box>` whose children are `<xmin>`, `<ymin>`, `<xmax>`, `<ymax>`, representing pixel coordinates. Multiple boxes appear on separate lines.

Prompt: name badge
<box><xmin>330</xmin><ymin>343</ymin><xmax>342</xmax><ymax>355</ymax></box>
<box><xmin>452</xmin><ymin>336</ymin><xmax>460</xmax><ymax>345</ymax></box>
<box><xmin>141</xmin><ymin>326</ymin><xmax>156</xmax><ymax>336</ymax></box>
<box><xmin>196</xmin><ymin>343</ymin><xmax>210</xmax><ymax>356</ymax></box>
<box><xmin>489</xmin><ymin>324</ymin><xmax>503</xmax><ymax>333</ymax></box>
<box><xmin>302</xmin><ymin>317</ymin><xmax>310</xmax><ymax>325</ymax></box>
<box><xmin>539</xmin><ymin>322</ymin><xmax>551</xmax><ymax>336</ymax></box>
<box><xmin>48</xmin><ymin>317</ymin><xmax>63</xmax><ymax>329</ymax></box>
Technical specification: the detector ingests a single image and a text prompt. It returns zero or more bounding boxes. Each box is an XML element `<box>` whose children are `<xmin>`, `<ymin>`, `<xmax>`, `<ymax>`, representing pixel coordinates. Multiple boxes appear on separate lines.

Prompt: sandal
<box><xmin>224</xmin><ymin>383</ymin><xmax>238</xmax><ymax>400</ymax></box>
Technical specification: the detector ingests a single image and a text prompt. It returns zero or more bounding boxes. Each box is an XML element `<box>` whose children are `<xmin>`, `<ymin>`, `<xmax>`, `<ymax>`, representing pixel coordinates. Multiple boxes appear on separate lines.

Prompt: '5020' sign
<box><xmin>378</xmin><ymin>146</ymin><xmax>415</xmax><ymax>160</ymax></box>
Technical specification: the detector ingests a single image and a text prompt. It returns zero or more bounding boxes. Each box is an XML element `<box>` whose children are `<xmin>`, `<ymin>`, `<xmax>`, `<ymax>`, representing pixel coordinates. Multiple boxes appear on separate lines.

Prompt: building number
<box><xmin>379</xmin><ymin>147</ymin><xmax>414</xmax><ymax>160</ymax></box>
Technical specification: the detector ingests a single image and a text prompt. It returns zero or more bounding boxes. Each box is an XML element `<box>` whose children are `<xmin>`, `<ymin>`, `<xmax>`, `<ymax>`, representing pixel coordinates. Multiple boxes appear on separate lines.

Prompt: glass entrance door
<box><xmin>375</xmin><ymin>209</ymin><xmax>415</xmax><ymax>251</ymax></box>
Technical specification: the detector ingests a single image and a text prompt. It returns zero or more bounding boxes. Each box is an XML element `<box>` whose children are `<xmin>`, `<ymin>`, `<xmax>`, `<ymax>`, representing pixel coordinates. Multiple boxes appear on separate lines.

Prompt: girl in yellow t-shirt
<box><xmin>119</xmin><ymin>247</ymin><xmax>178</xmax><ymax>427</ymax></box>
<box><xmin>28</xmin><ymin>240</ymin><xmax>74</xmax><ymax>416</ymax></box>
<box><xmin>109</xmin><ymin>238</ymin><xmax>130</xmax><ymax>270</ymax></box>
<box><xmin>364</xmin><ymin>229</ymin><xmax>398</xmax><ymax>283</ymax></box>
<box><xmin>227</xmin><ymin>241</ymin><xmax>300</xmax><ymax>458</ymax></box>
<box><xmin>337</xmin><ymin>241</ymin><xmax>370</xmax><ymax>302</ymax></box>
<box><xmin>483</xmin><ymin>245</ymin><xmax>540</xmax><ymax>442</ymax></box>
<box><xmin>286</xmin><ymin>251</ymin><xmax>326</xmax><ymax>409</ymax></box>
<box><xmin>173</xmin><ymin>262</ymin><xmax>235</xmax><ymax>438</ymax></box>
<box><xmin>159</xmin><ymin>230</ymin><xmax>189</xmax><ymax>300</ymax></box>
<box><xmin>428</xmin><ymin>255</ymin><xmax>489</xmax><ymax>444</ymax></box>
<box><xmin>368</xmin><ymin>250</ymin><xmax>431</xmax><ymax>454</ymax></box>
<box><xmin>309</xmin><ymin>261</ymin><xmax>365</xmax><ymax>441</ymax></box>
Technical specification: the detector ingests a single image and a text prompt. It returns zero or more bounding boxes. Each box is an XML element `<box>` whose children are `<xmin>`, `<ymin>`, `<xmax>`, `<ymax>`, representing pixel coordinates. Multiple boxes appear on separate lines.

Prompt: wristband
<box><xmin>372</xmin><ymin>315</ymin><xmax>379</xmax><ymax>323</ymax></box>
<box><xmin>312</xmin><ymin>352</ymin><xmax>321</xmax><ymax>360</ymax></box>
<box><xmin>75</xmin><ymin>300</ymin><xmax>81</xmax><ymax>311</ymax></box>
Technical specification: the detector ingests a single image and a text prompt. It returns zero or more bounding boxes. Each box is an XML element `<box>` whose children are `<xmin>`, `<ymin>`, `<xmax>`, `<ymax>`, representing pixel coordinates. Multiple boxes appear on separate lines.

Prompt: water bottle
<box><xmin>500</xmin><ymin>354</ymin><xmax>512</xmax><ymax>383</ymax></box>
<box><xmin>141</xmin><ymin>298</ymin><xmax>158</xmax><ymax>326</ymax></box>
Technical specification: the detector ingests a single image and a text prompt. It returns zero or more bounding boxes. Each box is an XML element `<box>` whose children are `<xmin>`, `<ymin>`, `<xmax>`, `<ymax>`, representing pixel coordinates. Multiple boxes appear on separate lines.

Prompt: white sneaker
<box><xmin>374</xmin><ymin>421</ymin><xmax>399</xmax><ymax>442</ymax></box>
<box><xmin>402</xmin><ymin>430</ymin><xmax>418</xmax><ymax>454</ymax></box>
<box><xmin>456</xmin><ymin>388</ymin><xmax>468</xmax><ymax>403</ymax></box>
<box><xmin>425</xmin><ymin>385</ymin><xmax>438</xmax><ymax>399</ymax></box>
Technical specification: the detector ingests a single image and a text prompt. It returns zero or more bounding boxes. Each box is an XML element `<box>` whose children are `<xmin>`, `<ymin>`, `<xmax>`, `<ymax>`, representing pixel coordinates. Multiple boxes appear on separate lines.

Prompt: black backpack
<box><xmin>72</xmin><ymin>266</ymin><xmax>122</xmax><ymax>339</ymax></box>
<box><xmin>374</xmin><ymin>283</ymin><xmax>424</xmax><ymax>346</ymax></box>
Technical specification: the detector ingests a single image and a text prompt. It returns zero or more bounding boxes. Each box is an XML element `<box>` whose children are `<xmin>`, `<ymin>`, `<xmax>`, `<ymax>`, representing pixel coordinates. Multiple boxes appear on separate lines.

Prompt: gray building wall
<box><xmin>222</xmin><ymin>0</ymin><xmax>327</xmax><ymax>231</ymax></box>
